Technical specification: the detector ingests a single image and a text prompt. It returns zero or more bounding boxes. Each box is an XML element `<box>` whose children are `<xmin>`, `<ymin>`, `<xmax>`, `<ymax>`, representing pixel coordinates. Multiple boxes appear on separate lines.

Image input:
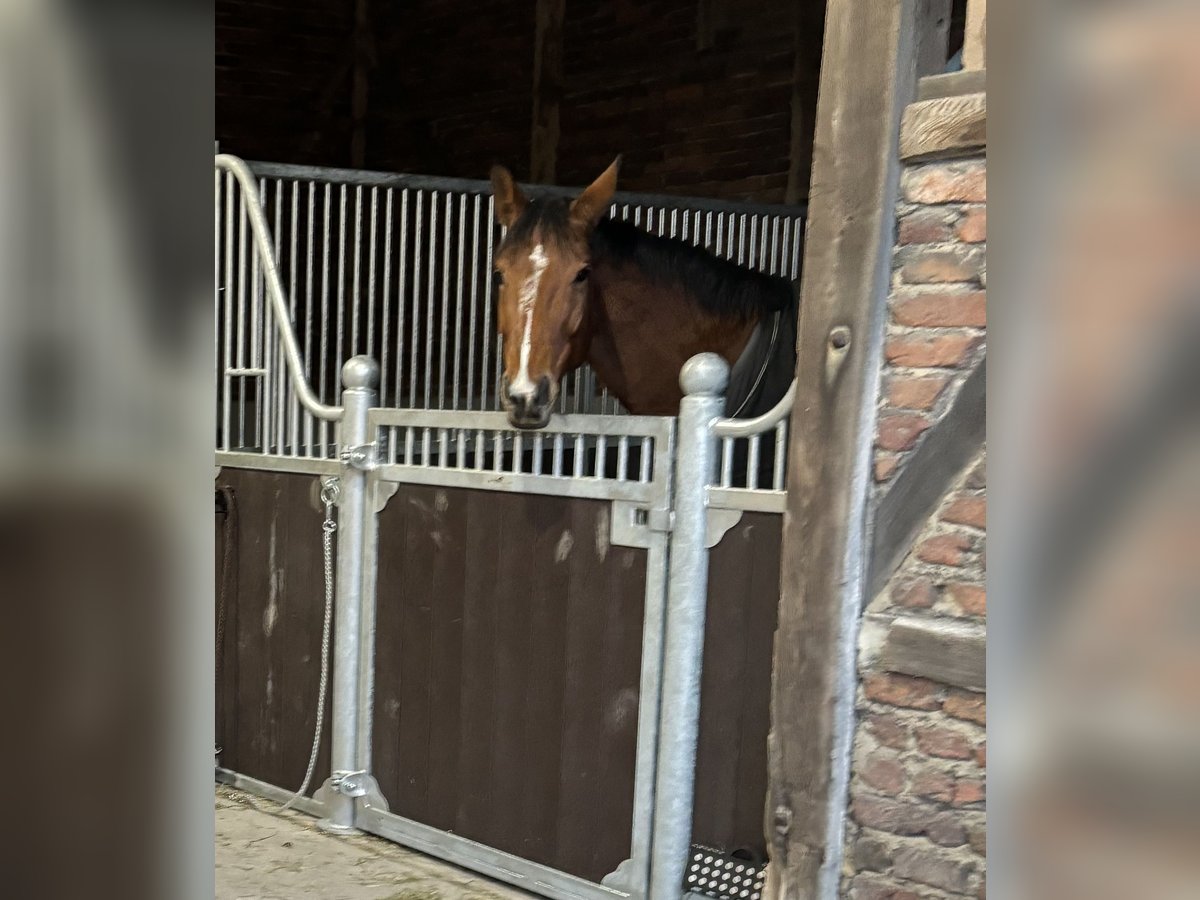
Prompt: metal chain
<box><xmin>281</xmin><ymin>477</ymin><xmax>339</xmax><ymax>811</ymax></box>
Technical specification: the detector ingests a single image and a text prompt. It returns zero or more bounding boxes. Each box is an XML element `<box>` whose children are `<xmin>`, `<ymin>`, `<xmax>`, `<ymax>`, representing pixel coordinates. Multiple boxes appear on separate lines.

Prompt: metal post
<box><xmin>316</xmin><ymin>355</ymin><xmax>379</xmax><ymax>833</ymax></box>
<box><xmin>649</xmin><ymin>353</ymin><xmax>728</xmax><ymax>900</ymax></box>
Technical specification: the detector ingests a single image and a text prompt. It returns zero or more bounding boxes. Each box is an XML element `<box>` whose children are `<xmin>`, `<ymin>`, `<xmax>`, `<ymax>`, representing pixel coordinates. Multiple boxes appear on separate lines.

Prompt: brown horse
<box><xmin>489</xmin><ymin>158</ymin><xmax>798</xmax><ymax>429</ymax></box>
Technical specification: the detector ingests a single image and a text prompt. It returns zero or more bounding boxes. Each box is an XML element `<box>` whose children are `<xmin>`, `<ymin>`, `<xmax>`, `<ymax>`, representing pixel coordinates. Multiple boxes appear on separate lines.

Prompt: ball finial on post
<box><xmin>341</xmin><ymin>355</ymin><xmax>380</xmax><ymax>390</ymax></box>
<box><xmin>679</xmin><ymin>352</ymin><xmax>730</xmax><ymax>397</ymax></box>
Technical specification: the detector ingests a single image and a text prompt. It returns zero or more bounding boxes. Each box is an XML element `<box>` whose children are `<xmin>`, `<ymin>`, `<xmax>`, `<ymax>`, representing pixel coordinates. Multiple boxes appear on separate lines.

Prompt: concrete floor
<box><xmin>216</xmin><ymin>786</ymin><xmax>532</xmax><ymax>900</ymax></box>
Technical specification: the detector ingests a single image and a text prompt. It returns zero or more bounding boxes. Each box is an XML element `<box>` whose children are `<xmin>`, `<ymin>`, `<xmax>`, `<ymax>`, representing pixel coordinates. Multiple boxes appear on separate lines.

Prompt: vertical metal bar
<box><xmin>779</xmin><ymin>217</ymin><xmax>792</xmax><ymax>282</ymax></box>
<box><xmin>704</xmin><ymin>211</ymin><xmax>712</xmax><ymax>253</ymax></box>
<box><xmin>316</xmin><ymin>356</ymin><xmax>377</xmax><ymax>834</ymax></box>
<box><xmin>258</xmin><ymin>178</ymin><xmax>271</xmax><ymax>453</ymax></box>
<box><xmin>737</xmin><ymin>213</ymin><xmax>747</xmax><ymax>266</ymax></box>
<box><xmin>404</xmin><ymin>425</ymin><xmax>414</xmax><ymax>466</ymax></box>
<box><xmin>770</xmin><ymin>216</ymin><xmax>781</xmax><ymax>276</ymax></box>
<box><xmin>617</xmin><ymin>435</ymin><xmax>629</xmax><ymax>482</ymax></box>
<box><xmin>714</xmin><ymin>211</ymin><xmax>723</xmax><ymax>257</ymax></box>
<box><xmin>512</xmin><ymin>433</ymin><xmax>523</xmax><ymax>474</ymax></box>
<box><xmin>533</xmin><ymin>433</ymin><xmax>543</xmax><ymax>475</ymax></box>
<box><xmin>552</xmin><ymin>432</ymin><xmax>563</xmax><ymax>477</ymax></box>
<box><xmin>721</xmin><ymin>437</ymin><xmax>734</xmax><ymax>487</ymax></box>
<box><xmin>452</xmin><ymin>194</ymin><xmax>467</xmax><ymax>409</ymax></box>
<box><xmin>351</xmin><ymin>185</ymin><xmax>363</xmax><ymax>354</ymax></box>
<box><xmin>303</xmin><ymin>183</ymin><xmax>316</xmax><ymax>455</ymax></box>
<box><xmin>669</xmin><ymin>209</ymin><xmax>677</xmax><ymax>239</ymax></box>
<box><xmin>594</xmin><ymin>434</ymin><xmax>607</xmax><ymax>479</ymax></box>
<box><xmin>409</xmin><ymin>191</ymin><xmax>423</xmax><ymax>408</ymax></box>
<box><xmin>774</xmin><ymin>420</ymin><xmax>787</xmax><ymax>490</ymax></box>
<box><xmin>748</xmin><ymin>214</ymin><xmax>758</xmax><ymax>272</ymax></box>
<box><xmin>439</xmin><ymin>427</ymin><xmax>449</xmax><ymax>468</ymax></box>
<box><xmin>792</xmin><ymin>216</ymin><xmax>804</xmax><ymax>280</ymax></box>
<box><xmin>492</xmin><ymin>430</ymin><xmax>503</xmax><ymax>473</ymax></box>
<box><xmin>748</xmin><ymin>433</ymin><xmax>762</xmax><ymax>490</ymax></box>
<box><xmin>367</xmin><ymin>186</ymin><xmax>378</xmax><ymax>359</ymax></box>
<box><xmin>289</xmin><ymin>180</ymin><xmax>301</xmax><ymax>455</ymax></box>
<box><xmin>425</xmin><ymin>192</ymin><xmax>439</xmax><ymax>408</ymax></box>
<box><xmin>481</xmin><ymin>196</ymin><xmax>495</xmax><ymax>409</ymax></box>
<box><xmin>214</xmin><ymin>169</ymin><xmax>222</xmax><ymax>448</ymax></box>
<box><xmin>467</xmin><ymin>194</ymin><xmax>480</xmax><ymax>409</ymax></box>
<box><xmin>573</xmin><ymin>430</ymin><xmax>584</xmax><ymax>478</ymax></box>
<box><xmin>395</xmin><ymin>189</ymin><xmax>410</xmax><ymax>409</ymax></box>
<box><xmin>222</xmin><ymin>172</ymin><xmax>234</xmax><ymax>451</ymax></box>
<box><xmin>236</xmin><ymin>187</ymin><xmax>248</xmax><ymax>448</ymax></box>
<box><xmin>640</xmin><ymin>437</ymin><xmax>651</xmax><ymax>483</ymax></box>
<box><xmin>320</xmin><ymin>183</ymin><xmax>333</xmax><ymax>456</ymax></box>
<box><xmin>381</xmin><ymin>188</ymin><xmax>394</xmax><ymax>407</ymax></box>
<box><xmin>337</xmin><ymin>184</ymin><xmax>349</xmax><ymax>419</ymax></box>
<box><xmin>439</xmin><ymin>193</ymin><xmax>452</xmax><ymax>409</ymax></box>
<box><xmin>649</xmin><ymin>353</ymin><xmax>727</xmax><ymax>900</ymax></box>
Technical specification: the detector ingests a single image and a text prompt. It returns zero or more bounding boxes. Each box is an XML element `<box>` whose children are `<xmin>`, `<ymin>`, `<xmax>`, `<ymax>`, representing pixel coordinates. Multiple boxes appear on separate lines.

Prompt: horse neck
<box><xmin>583</xmin><ymin>264</ymin><xmax>758</xmax><ymax>416</ymax></box>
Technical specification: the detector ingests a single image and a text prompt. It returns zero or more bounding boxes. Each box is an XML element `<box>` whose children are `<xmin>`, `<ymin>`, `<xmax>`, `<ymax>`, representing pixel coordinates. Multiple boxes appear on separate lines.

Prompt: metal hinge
<box><xmin>610</xmin><ymin>500</ymin><xmax>673</xmax><ymax>549</ymax></box>
<box><xmin>329</xmin><ymin>769</ymin><xmax>369</xmax><ymax>797</ymax></box>
<box><xmin>339</xmin><ymin>443</ymin><xmax>377</xmax><ymax>471</ymax></box>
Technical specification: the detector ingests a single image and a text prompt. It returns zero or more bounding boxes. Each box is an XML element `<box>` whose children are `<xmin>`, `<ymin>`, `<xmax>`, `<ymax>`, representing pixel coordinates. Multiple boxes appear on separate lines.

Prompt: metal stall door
<box><xmin>357</xmin><ymin>408</ymin><xmax>676</xmax><ymax>900</ymax></box>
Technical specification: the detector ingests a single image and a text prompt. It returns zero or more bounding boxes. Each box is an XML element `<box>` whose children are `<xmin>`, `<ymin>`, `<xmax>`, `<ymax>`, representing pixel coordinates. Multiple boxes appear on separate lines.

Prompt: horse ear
<box><xmin>570</xmin><ymin>156</ymin><xmax>621</xmax><ymax>228</ymax></box>
<box><xmin>490</xmin><ymin>165</ymin><xmax>528</xmax><ymax>228</ymax></box>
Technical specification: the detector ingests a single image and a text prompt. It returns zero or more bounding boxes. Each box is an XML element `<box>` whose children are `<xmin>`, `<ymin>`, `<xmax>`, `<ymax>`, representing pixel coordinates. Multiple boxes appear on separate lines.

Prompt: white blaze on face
<box><xmin>512</xmin><ymin>242</ymin><xmax>550</xmax><ymax>398</ymax></box>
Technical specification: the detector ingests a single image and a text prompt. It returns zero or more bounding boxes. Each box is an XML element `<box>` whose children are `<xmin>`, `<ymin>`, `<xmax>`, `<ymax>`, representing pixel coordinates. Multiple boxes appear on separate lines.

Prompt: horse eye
<box><xmin>573</xmin><ymin>266</ymin><xmax>591</xmax><ymax>284</ymax></box>
<box><xmin>494</xmin><ymin>270</ymin><xmax>504</xmax><ymax>285</ymax></box>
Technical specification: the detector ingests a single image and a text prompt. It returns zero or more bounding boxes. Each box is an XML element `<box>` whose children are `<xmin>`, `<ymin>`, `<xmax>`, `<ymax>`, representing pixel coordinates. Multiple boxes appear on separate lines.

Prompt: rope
<box><xmin>280</xmin><ymin>477</ymin><xmax>339</xmax><ymax>811</ymax></box>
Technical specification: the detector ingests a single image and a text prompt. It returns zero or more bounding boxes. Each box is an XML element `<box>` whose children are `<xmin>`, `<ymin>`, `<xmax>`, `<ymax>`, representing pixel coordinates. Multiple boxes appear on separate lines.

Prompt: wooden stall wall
<box><xmin>216</xmin><ymin>468</ymin><xmax>781</xmax><ymax>882</ymax></box>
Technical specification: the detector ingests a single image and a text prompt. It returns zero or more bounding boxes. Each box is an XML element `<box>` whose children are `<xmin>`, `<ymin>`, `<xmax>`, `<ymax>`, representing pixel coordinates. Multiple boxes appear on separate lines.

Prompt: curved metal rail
<box><xmin>216</xmin><ymin>154</ymin><xmax>343</xmax><ymax>421</ymax></box>
<box><xmin>712</xmin><ymin>378</ymin><xmax>796</xmax><ymax>438</ymax></box>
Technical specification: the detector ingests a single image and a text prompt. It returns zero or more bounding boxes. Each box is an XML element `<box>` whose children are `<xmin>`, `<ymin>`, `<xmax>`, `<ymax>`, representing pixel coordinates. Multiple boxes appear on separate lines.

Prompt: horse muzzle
<box><xmin>503</xmin><ymin>375</ymin><xmax>553</xmax><ymax>430</ymax></box>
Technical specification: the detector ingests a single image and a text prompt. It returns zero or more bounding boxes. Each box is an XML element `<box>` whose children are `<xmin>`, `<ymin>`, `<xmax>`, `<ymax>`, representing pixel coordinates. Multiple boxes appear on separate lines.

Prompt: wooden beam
<box><xmin>918</xmin><ymin>67</ymin><xmax>986</xmax><ymax>101</ymax></box>
<box><xmin>962</xmin><ymin>0</ymin><xmax>986</xmax><ymax>70</ymax></box>
<box><xmin>765</xmin><ymin>1</ymin><xmax>920</xmax><ymax>896</ymax></box>
<box><xmin>915</xmin><ymin>0</ymin><xmax>952</xmax><ymax>77</ymax></box>
<box><xmin>868</xmin><ymin>357</ymin><xmax>986</xmax><ymax>601</ymax></box>
<box><xmin>882</xmin><ymin>616</ymin><xmax>986</xmax><ymax>691</ymax></box>
<box><xmin>784</xmin><ymin>0</ymin><xmax>827</xmax><ymax>205</ymax></box>
<box><xmin>530</xmin><ymin>0</ymin><xmax>564</xmax><ymax>183</ymax></box>
<box><xmin>900</xmin><ymin>91</ymin><xmax>986</xmax><ymax>161</ymax></box>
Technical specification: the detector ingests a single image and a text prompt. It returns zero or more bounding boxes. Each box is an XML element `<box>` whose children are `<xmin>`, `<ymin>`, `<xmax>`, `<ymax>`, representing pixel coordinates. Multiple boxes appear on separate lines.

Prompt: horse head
<box><xmin>489</xmin><ymin>158</ymin><xmax>620</xmax><ymax>429</ymax></box>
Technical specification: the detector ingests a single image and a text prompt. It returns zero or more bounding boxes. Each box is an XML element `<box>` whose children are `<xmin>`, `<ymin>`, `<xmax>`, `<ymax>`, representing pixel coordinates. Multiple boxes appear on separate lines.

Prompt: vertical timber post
<box><xmin>316</xmin><ymin>355</ymin><xmax>379</xmax><ymax>833</ymax></box>
<box><xmin>648</xmin><ymin>353</ymin><xmax>728</xmax><ymax>900</ymax></box>
<box><xmin>764</xmin><ymin>0</ymin><xmax>920</xmax><ymax>897</ymax></box>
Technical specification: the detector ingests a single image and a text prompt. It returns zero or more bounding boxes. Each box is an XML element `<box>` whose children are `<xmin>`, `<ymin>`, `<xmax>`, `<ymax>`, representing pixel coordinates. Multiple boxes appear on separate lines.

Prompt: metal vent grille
<box><xmin>685</xmin><ymin>845</ymin><xmax>766</xmax><ymax>900</ymax></box>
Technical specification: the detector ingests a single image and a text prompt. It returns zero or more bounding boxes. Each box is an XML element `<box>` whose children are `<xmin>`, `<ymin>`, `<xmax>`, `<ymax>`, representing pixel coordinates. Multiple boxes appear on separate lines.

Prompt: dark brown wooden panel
<box><xmin>216</xmin><ymin>470</ymin><xmax>781</xmax><ymax>883</ymax></box>
<box><xmin>215</xmin><ymin>468</ymin><xmax>333</xmax><ymax>797</ymax></box>
<box><xmin>693</xmin><ymin>513</ymin><xmax>782</xmax><ymax>862</ymax></box>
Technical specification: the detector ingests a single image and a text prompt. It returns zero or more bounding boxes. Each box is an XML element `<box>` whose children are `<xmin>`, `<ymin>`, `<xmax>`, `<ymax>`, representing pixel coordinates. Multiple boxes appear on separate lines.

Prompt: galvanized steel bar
<box><xmin>215</xmin><ymin>156</ymin><xmax>342</xmax><ymax>421</ymax></box>
<box><xmin>649</xmin><ymin>353</ymin><xmax>727</xmax><ymax>900</ymax></box>
<box><xmin>381</xmin><ymin>188</ymin><xmax>394</xmax><ymax>408</ymax></box>
<box><xmin>316</xmin><ymin>355</ymin><xmax>377</xmax><ymax>833</ymax></box>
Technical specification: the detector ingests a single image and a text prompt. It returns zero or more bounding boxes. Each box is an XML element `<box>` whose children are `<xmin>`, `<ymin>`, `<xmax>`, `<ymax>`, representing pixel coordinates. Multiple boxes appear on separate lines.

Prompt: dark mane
<box><xmin>499</xmin><ymin>195</ymin><xmax>794</xmax><ymax>320</ymax></box>
<box><xmin>591</xmin><ymin>217</ymin><xmax>794</xmax><ymax>320</ymax></box>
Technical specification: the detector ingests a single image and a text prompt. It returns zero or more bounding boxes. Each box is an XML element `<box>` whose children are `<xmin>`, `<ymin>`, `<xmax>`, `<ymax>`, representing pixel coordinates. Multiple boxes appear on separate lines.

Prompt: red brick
<box><xmin>892</xmin><ymin>290</ymin><xmax>987</xmax><ymax>327</ymax></box>
<box><xmin>900</xmin><ymin>246</ymin><xmax>984</xmax><ymax>284</ymax></box>
<box><xmin>945</xmin><ymin>582</ymin><xmax>987</xmax><ymax>616</ymax></box>
<box><xmin>877</xmin><ymin>414</ymin><xmax>931</xmax><ymax>451</ymax></box>
<box><xmin>886</xmin><ymin>374</ymin><xmax>949</xmax><ymax>410</ymax></box>
<box><xmin>899</xmin><ymin>209</ymin><xmax>953</xmax><ymax>244</ymax></box>
<box><xmin>927</xmin><ymin>812</ymin><xmax>968</xmax><ymax>847</ymax></box>
<box><xmin>859</xmin><ymin>751</ymin><xmax>906</xmax><ymax>795</ymax></box>
<box><xmin>917</xmin><ymin>533</ymin><xmax>972</xmax><ymax>566</ymax></box>
<box><xmin>851</xmin><ymin>793</ymin><xmax>936</xmax><ymax>835</ymax></box>
<box><xmin>885</xmin><ymin>333</ymin><xmax>980</xmax><ymax>367</ymax></box>
<box><xmin>864</xmin><ymin>673</ymin><xmax>942</xmax><ymax>710</ymax></box>
<box><xmin>975</xmin><ymin>742</ymin><xmax>987</xmax><ymax>769</ymax></box>
<box><xmin>892</xmin><ymin>578</ymin><xmax>936</xmax><ymax>609</ymax></box>
<box><xmin>875</xmin><ymin>454</ymin><xmax>900</xmax><ymax>482</ymax></box>
<box><xmin>910</xmin><ymin>767</ymin><xmax>955</xmax><ymax>803</ymax></box>
<box><xmin>866</xmin><ymin>713</ymin><xmax>910</xmax><ymax>750</ymax></box>
<box><xmin>903</xmin><ymin>163</ymin><xmax>987</xmax><ymax>204</ymax></box>
<box><xmin>916</xmin><ymin>725</ymin><xmax>974</xmax><ymax>760</ymax></box>
<box><xmin>957</xmin><ymin>207</ymin><xmax>987</xmax><ymax>242</ymax></box>
<box><xmin>944</xmin><ymin>495</ymin><xmax>987</xmax><ymax>528</ymax></box>
<box><xmin>953</xmin><ymin>778</ymin><xmax>986</xmax><ymax>805</ymax></box>
<box><xmin>943</xmin><ymin>689</ymin><xmax>986</xmax><ymax>725</ymax></box>
<box><xmin>849</xmin><ymin>873</ymin><xmax>919</xmax><ymax>900</ymax></box>
<box><xmin>892</xmin><ymin>845</ymin><xmax>975</xmax><ymax>893</ymax></box>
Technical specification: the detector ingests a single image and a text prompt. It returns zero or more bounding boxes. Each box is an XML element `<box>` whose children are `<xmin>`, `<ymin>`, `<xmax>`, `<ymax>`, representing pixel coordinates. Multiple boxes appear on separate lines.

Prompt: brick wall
<box><xmin>844</xmin><ymin>149</ymin><xmax>987</xmax><ymax>899</ymax></box>
<box><xmin>216</xmin><ymin>0</ymin><xmax>819</xmax><ymax>203</ymax></box>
